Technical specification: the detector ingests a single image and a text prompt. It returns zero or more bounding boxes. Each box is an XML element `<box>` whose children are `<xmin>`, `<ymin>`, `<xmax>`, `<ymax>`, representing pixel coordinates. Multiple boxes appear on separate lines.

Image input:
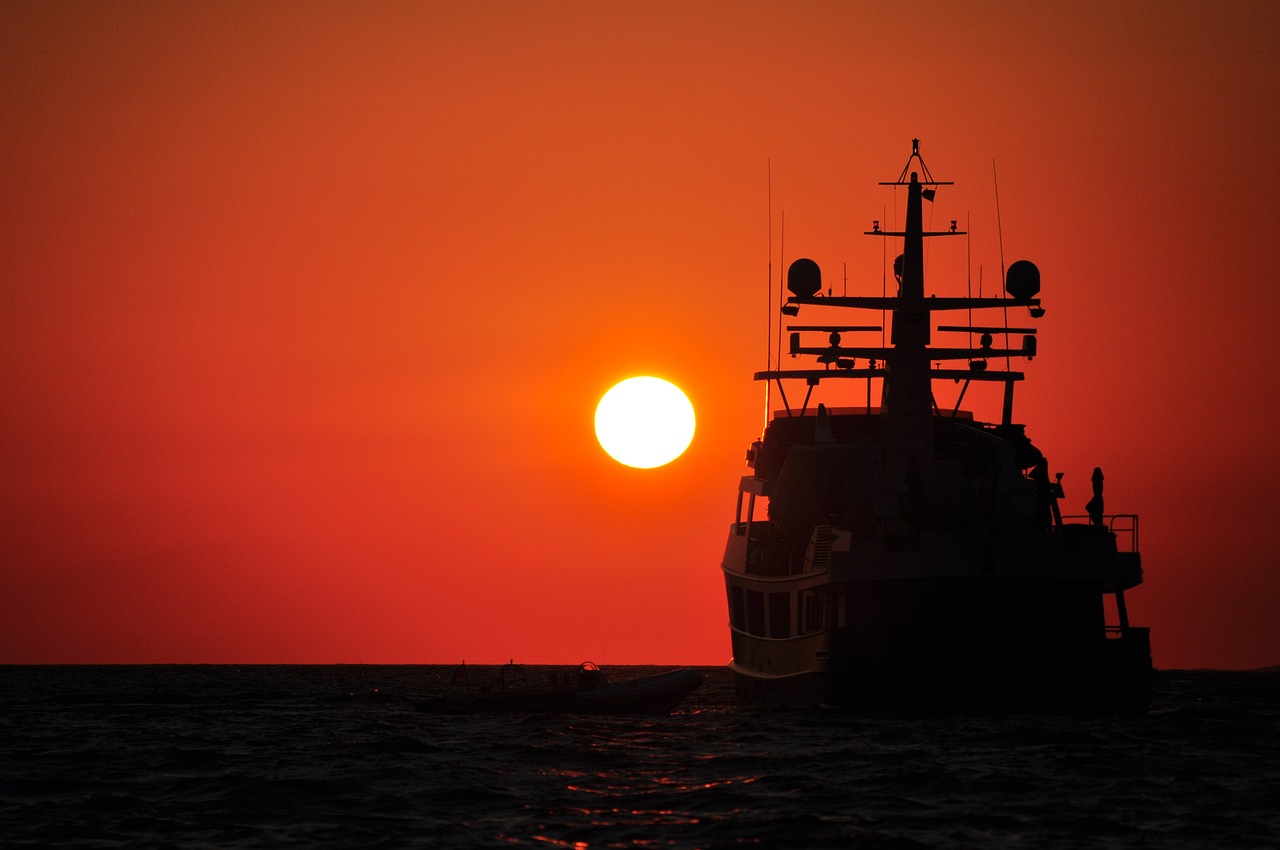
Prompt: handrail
<box><xmin>1061</xmin><ymin>513</ymin><xmax>1139</xmax><ymax>553</ymax></box>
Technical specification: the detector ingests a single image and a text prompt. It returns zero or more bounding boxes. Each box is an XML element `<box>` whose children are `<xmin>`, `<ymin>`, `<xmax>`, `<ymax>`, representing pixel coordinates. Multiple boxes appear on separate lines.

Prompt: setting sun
<box><xmin>594</xmin><ymin>377</ymin><xmax>696</xmax><ymax>469</ymax></box>
<box><xmin>4</xmin><ymin>1</ymin><xmax>1278</xmax><ymax>675</ymax></box>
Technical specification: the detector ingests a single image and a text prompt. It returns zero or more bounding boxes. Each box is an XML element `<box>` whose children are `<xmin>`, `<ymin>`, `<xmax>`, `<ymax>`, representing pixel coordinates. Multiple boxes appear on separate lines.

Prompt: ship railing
<box><xmin>1061</xmin><ymin>513</ymin><xmax>1139</xmax><ymax>553</ymax></box>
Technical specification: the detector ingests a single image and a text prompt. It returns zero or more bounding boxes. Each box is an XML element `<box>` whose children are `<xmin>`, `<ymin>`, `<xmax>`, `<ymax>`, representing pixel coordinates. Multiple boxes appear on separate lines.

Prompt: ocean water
<box><xmin>2</xmin><ymin>666</ymin><xmax>1277</xmax><ymax>849</ymax></box>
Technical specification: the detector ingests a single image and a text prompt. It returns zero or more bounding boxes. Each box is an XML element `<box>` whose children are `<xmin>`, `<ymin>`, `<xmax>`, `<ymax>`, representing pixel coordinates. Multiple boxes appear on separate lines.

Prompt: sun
<box><xmin>594</xmin><ymin>377</ymin><xmax>696</xmax><ymax>468</ymax></box>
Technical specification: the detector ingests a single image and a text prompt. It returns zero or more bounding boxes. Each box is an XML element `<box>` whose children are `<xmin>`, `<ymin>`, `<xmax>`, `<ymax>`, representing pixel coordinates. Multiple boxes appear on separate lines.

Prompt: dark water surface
<box><xmin>2</xmin><ymin>666</ymin><xmax>1277</xmax><ymax>848</ymax></box>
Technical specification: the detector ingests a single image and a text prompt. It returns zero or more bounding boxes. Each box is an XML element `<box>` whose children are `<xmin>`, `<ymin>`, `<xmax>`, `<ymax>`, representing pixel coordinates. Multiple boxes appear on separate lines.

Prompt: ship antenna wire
<box><xmin>966</xmin><ymin>212</ymin><xmax>973</xmax><ymax>352</ymax></box>
<box><xmin>877</xmin><ymin>200</ymin><xmax>888</xmax><ymax>408</ymax></box>
<box><xmin>765</xmin><ymin>159</ymin><xmax>772</xmax><ymax>427</ymax></box>
<box><xmin>881</xmin><ymin>204</ymin><xmax>887</xmax><ymax>348</ymax></box>
<box><xmin>993</xmin><ymin>159</ymin><xmax>1006</xmax><ymax>289</ymax></box>
<box><xmin>777</xmin><ymin>211</ymin><xmax>785</xmax><ymax>379</ymax></box>
<box><xmin>993</xmin><ymin>160</ymin><xmax>1012</xmax><ymax>373</ymax></box>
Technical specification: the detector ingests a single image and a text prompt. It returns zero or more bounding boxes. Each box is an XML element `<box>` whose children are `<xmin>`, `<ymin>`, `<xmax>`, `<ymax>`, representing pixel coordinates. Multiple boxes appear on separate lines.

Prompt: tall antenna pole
<box><xmin>777</xmin><ymin>211</ymin><xmax>785</xmax><ymax>378</ymax></box>
<box><xmin>966</xmin><ymin>212</ymin><xmax>973</xmax><ymax>352</ymax></box>
<box><xmin>993</xmin><ymin>160</ymin><xmax>1012</xmax><ymax>373</ymax></box>
<box><xmin>993</xmin><ymin>159</ymin><xmax>1006</xmax><ymax>287</ymax></box>
<box><xmin>993</xmin><ymin>159</ymin><xmax>1018</xmax><ymax>424</ymax></box>
<box><xmin>764</xmin><ymin>160</ymin><xmax>772</xmax><ymax>427</ymax></box>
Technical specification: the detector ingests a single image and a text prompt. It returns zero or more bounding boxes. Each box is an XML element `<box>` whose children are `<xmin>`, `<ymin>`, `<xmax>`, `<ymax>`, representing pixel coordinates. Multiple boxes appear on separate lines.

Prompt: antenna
<box><xmin>993</xmin><ymin>160</ymin><xmax>1012</xmax><ymax>373</ymax></box>
<box><xmin>881</xmin><ymin>204</ymin><xmax>887</xmax><ymax>349</ymax></box>
<box><xmin>993</xmin><ymin>165</ymin><xmax>1013</xmax><ymax>376</ymax></box>
<box><xmin>765</xmin><ymin>159</ymin><xmax>772</xmax><ymax>427</ymax></box>
<box><xmin>777</xmin><ymin>211</ymin><xmax>785</xmax><ymax>378</ymax></box>
<box><xmin>993</xmin><ymin>159</ymin><xmax>1006</xmax><ymax>288</ymax></box>
<box><xmin>966</xmin><ymin>212</ymin><xmax>973</xmax><ymax>352</ymax></box>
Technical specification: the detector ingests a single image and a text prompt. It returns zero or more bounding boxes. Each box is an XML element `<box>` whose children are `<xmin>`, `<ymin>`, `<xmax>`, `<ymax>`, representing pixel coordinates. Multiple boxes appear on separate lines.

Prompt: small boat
<box><xmin>416</xmin><ymin>662</ymin><xmax>703</xmax><ymax>715</ymax></box>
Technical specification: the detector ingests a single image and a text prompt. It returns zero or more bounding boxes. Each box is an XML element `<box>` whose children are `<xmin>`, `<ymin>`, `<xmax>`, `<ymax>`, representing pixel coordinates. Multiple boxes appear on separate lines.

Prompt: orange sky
<box><xmin>3</xmin><ymin>2</ymin><xmax>1278</xmax><ymax>668</ymax></box>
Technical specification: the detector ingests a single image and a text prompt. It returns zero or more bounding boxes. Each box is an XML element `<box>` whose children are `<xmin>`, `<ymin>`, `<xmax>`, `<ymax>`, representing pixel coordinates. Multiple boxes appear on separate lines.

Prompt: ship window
<box><xmin>728</xmin><ymin>585</ymin><xmax>745</xmax><ymax>628</ymax></box>
<box><xmin>750</xmin><ymin>494</ymin><xmax>769</xmax><ymax>522</ymax></box>
<box><xmin>734</xmin><ymin>491</ymin><xmax>770</xmax><ymax>536</ymax></box>
<box><xmin>768</xmin><ymin>592</ymin><xmax>791</xmax><ymax>639</ymax></box>
<box><xmin>800</xmin><ymin>590</ymin><xmax>827</xmax><ymax>634</ymax></box>
<box><xmin>744</xmin><ymin>590</ymin><xmax>766</xmax><ymax>637</ymax></box>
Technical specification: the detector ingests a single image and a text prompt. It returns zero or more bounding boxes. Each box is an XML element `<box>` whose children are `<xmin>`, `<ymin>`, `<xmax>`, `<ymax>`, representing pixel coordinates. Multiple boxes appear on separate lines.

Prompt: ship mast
<box><xmin>755</xmin><ymin>140</ymin><xmax>1044</xmax><ymax>497</ymax></box>
<box><xmin>881</xmin><ymin>141</ymin><xmax>941</xmax><ymax>471</ymax></box>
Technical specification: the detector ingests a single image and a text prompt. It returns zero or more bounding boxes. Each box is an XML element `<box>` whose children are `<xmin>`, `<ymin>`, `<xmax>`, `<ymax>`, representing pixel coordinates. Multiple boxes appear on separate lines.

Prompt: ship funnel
<box><xmin>1005</xmin><ymin>260</ymin><xmax>1041</xmax><ymax>299</ymax></box>
<box><xmin>787</xmin><ymin>258</ymin><xmax>822</xmax><ymax>298</ymax></box>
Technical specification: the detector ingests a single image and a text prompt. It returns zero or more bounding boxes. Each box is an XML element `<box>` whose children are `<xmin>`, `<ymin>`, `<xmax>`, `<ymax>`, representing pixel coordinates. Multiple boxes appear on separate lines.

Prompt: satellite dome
<box><xmin>787</xmin><ymin>258</ymin><xmax>822</xmax><ymax>298</ymax></box>
<box><xmin>1005</xmin><ymin>260</ymin><xmax>1041</xmax><ymax>300</ymax></box>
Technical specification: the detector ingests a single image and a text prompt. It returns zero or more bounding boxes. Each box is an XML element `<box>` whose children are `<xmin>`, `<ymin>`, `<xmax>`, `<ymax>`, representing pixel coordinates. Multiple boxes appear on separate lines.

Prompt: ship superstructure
<box><xmin>721</xmin><ymin>141</ymin><xmax>1151</xmax><ymax>711</ymax></box>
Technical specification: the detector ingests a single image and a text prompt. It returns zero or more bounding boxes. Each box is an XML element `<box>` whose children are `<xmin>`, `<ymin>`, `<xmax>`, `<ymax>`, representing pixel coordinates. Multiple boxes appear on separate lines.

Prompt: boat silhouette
<box><xmin>721</xmin><ymin>140</ymin><xmax>1151</xmax><ymax>712</ymax></box>
<box><xmin>416</xmin><ymin>662</ymin><xmax>703</xmax><ymax>715</ymax></box>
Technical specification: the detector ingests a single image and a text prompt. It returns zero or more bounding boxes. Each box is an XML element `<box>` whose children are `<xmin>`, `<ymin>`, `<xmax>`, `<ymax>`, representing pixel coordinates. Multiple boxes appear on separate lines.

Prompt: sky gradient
<box><xmin>3</xmin><ymin>2</ymin><xmax>1278</xmax><ymax>668</ymax></box>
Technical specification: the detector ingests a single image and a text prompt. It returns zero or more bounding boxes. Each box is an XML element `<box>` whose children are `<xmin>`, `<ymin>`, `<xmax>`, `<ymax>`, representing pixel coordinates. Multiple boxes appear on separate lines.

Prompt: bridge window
<box><xmin>800</xmin><ymin>589</ymin><xmax>827</xmax><ymax>634</ymax></box>
<box><xmin>768</xmin><ymin>592</ymin><xmax>791</xmax><ymax>639</ymax></box>
<box><xmin>728</xmin><ymin>585</ymin><xmax>745</xmax><ymax>629</ymax></box>
<box><xmin>744</xmin><ymin>590</ymin><xmax>766</xmax><ymax>637</ymax></box>
<box><xmin>734</xmin><ymin>488</ymin><xmax>770</xmax><ymax>535</ymax></box>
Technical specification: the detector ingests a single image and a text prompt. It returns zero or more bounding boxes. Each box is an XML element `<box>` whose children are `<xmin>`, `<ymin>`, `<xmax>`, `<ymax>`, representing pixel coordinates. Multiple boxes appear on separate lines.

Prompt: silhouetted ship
<box><xmin>722</xmin><ymin>141</ymin><xmax>1151</xmax><ymax>711</ymax></box>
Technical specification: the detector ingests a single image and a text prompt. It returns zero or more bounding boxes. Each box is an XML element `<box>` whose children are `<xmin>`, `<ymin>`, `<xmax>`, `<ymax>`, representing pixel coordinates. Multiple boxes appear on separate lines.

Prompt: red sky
<box><xmin>3</xmin><ymin>2</ymin><xmax>1278</xmax><ymax>668</ymax></box>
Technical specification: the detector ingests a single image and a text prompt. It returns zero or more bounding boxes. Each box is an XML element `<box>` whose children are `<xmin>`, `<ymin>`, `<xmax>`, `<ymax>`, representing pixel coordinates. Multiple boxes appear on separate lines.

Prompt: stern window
<box><xmin>768</xmin><ymin>592</ymin><xmax>791</xmax><ymax>639</ymax></box>
<box><xmin>728</xmin><ymin>585</ymin><xmax>745</xmax><ymax>629</ymax></box>
<box><xmin>744</xmin><ymin>590</ymin><xmax>766</xmax><ymax>637</ymax></box>
<box><xmin>800</xmin><ymin>589</ymin><xmax>827</xmax><ymax>634</ymax></box>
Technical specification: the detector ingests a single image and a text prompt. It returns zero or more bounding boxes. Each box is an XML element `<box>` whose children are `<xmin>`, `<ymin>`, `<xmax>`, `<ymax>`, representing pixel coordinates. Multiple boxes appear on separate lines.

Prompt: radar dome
<box><xmin>787</xmin><ymin>258</ymin><xmax>822</xmax><ymax>298</ymax></box>
<box><xmin>1005</xmin><ymin>260</ymin><xmax>1041</xmax><ymax>300</ymax></box>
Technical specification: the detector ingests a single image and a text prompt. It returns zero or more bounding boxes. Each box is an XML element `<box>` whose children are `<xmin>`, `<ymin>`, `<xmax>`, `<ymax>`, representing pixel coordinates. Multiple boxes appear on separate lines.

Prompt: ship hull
<box><xmin>727</xmin><ymin>576</ymin><xmax>1151</xmax><ymax>713</ymax></box>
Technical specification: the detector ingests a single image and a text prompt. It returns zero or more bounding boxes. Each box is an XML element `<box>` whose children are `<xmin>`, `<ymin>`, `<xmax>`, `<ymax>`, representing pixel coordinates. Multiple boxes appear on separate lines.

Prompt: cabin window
<box><xmin>744</xmin><ymin>590</ymin><xmax>766</xmax><ymax>637</ymax></box>
<box><xmin>750</xmin><ymin>494</ymin><xmax>769</xmax><ymax>522</ymax></box>
<box><xmin>728</xmin><ymin>585</ymin><xmax>745</xmax><ymax>629</ymax></box>
<box><xmin>800</xmin><ymin>590</ymin><xmax>827</xmax><ymax>634</ymax></box>
<box><xmin>768</xmin><ymin>592</ymin><xmax>791</xmax><ymax>639</ymax></box>
<box><xmin>734</xmin><ymin>490</ymin><xmax>770</xmax><ymax>536</ymax></box>
<box><xmin>734</xmin><ymin>491</ymin><xmax>749</xmax><ymax>536</ymax></box>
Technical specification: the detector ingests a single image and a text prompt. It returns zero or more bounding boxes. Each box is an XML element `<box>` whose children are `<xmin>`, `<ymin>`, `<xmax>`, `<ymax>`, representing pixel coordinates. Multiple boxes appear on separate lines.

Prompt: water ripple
<box><xmin>1</xmin><ymin>667</ymin><xmax>1277</xmax><ymax>849</ymax></box>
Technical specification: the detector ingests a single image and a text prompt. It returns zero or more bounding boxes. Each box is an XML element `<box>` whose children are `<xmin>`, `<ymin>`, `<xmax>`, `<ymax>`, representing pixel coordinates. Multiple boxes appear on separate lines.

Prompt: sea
<box><xmin>2</xmin><ymin>665</ymin><xmax>1277</xmax><ymax>849</ymax></box>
